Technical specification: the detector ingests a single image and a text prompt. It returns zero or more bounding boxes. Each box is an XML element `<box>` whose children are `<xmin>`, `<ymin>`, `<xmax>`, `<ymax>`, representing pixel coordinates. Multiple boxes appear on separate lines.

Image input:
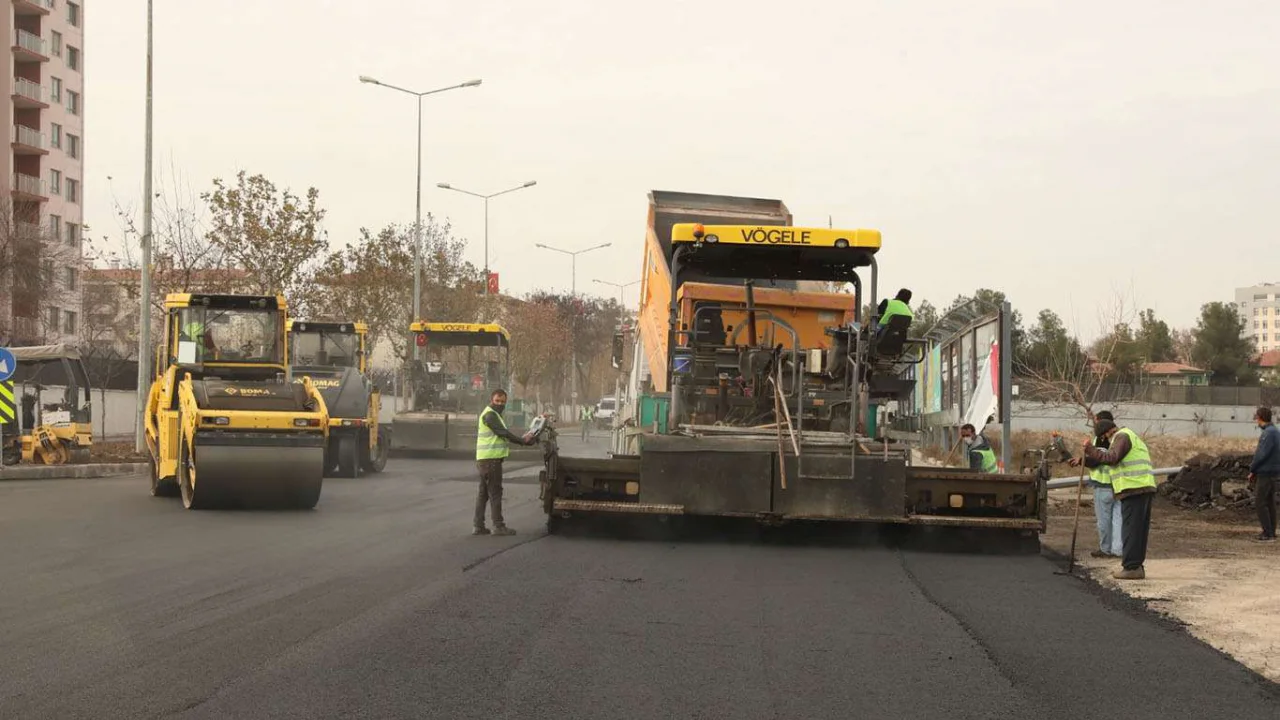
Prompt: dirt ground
<box><xmin>1043</xmin><ymin>487</ymin><xmax>1280</xmax><ymax>683</ymax></box>
<box><xmin>90</xmin><ymin>441</ymin><xmax>149</xmax><ymax>464</ymax></box>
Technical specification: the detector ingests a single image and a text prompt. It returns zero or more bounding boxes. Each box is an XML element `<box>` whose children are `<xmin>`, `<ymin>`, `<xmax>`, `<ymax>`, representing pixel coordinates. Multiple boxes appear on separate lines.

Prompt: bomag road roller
<box><xmin>145</xmin><ymin>293</ymin><xmax>329</xmax><ymax>509</ymax></box>
<box><xmin>0</xmin><ymin>344</ymin><xmax>92</xmax><ymax>466</ymax></box>
<box><xmin>537</xmin><ymin>190</ymin><xmax>1048</xmax><ymax>536</ymax></box>
<box><xmin>391</xmin><ymin>321</ymin><xmax>513</xmax><ymax>454</ymax></box>
<box><xmin>287</xmin><ymin>319</ymin><xmax>388</xmax><ymax>476</ymax></box>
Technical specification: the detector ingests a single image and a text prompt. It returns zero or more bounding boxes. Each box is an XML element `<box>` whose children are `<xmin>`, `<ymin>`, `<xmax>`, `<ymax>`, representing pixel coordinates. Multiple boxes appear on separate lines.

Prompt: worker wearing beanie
<box><xmin>1082</xmin><ymin>419</ymin><xmax>1157</xmax><ymax>580</ymax></box>
<box><xmin>1069</xmin><ymin>410</ymin><xmax>1123</xmax><ymax>558</ymax></box>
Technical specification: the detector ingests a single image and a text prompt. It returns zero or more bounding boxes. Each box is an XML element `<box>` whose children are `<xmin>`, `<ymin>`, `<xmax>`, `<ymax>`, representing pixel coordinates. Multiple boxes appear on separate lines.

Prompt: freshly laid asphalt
<box><xmin>1</xmin><ymin>435</ymin><xmax>1276</xmax><ymax>719</ymax></box>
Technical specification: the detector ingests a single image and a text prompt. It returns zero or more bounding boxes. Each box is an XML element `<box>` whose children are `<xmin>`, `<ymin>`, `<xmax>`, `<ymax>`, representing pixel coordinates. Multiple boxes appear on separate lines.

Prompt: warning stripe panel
<box><xmin>0</xmin><ymin>380</ymin><xmax>13</xmax><ymax>422</ymax></box>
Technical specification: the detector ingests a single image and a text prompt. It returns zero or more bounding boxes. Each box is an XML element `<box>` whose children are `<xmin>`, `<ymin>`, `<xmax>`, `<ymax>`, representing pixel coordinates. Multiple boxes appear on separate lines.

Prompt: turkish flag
<box><xmin>487</xmin><ymin>273</ymin><xmax>499</xmax><ymax>294</ymax></box>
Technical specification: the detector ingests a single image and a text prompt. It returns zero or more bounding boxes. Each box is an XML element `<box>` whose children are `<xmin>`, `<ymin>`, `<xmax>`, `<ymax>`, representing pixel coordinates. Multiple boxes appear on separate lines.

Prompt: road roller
<box><xmin>287</xmin><ymin>319</ymin><xmax>388</xmax><ymax>476</ymax></box>
<box><xmin>145</xmin><ymin>293</ymin><xmax>330</xmax><ymax>510</ymax></box>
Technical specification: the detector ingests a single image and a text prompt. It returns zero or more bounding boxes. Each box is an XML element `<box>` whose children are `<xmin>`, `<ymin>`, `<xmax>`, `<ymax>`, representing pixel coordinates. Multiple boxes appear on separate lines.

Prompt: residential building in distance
<box><xmin>0</xmin><ymin>0</ymin><xmax>85</xmax><ymax>346</ymax></box>
<box><xmin>1236</xmin><ymin>283</ymin><xmax>1280</xmax><ymax>353</ymax></box>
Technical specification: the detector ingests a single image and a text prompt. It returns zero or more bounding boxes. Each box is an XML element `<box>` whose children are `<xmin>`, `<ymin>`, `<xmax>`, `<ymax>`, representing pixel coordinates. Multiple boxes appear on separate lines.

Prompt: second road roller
<box><xmin>145</xmin><ymin>293</ymin><xmax>329</xmax><ymax>510</ymax></box>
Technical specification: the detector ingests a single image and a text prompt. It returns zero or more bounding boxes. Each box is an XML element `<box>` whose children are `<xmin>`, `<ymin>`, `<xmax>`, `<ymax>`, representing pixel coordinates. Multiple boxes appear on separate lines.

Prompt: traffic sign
<box><xmin>0</xmin><ymin>347</ymin><xmax>15</xmax><ymax>382</ymax></box>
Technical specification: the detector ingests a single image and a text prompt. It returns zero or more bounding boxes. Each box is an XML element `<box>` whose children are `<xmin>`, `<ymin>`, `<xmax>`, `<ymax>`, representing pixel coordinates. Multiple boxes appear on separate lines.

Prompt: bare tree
<box><xmin>0</xmin><ymin>197</ymin><xmax>82</xmax><ymax>345</ymax></box>
<box><xmin>1015</xmin><ymin>289</ymin><xmax>1141</xmax><ymax>425</ymax></box>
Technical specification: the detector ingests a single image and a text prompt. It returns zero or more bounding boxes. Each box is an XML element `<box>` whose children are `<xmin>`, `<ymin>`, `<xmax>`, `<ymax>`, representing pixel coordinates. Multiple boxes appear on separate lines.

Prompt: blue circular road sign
<box><xmin>0</xmin><ymin>347</ymin><xmax>15</xmax><ymax>382</ymax></box>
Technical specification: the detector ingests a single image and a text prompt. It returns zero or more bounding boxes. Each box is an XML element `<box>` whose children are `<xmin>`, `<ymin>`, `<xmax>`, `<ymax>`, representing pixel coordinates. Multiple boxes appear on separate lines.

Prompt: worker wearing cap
<box><xmin>1082</xmin><ymin>419</ymin><xmax>1157</xmax><ymax>580</ymax></box>
<box><xmin>959</xmin><ymin>423</ymin><xmax>998</xmax><ymax>473</ymax></box>
<box><xmin>1069</xmin><ymin>410</ymin><xmax>1123</xmax><ymax>558</ymax></box>
<box><xmin>474</xmin><ymin>388</ymin><xmax>536</xmax><ymax>537</ymax></box>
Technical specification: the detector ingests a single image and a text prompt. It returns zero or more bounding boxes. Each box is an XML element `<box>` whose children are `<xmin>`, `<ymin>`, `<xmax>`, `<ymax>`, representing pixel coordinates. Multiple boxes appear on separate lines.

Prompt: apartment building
<box><xmin>0</xmin><ymin>0</ymin><xmax>84</xmax><ymax>346</ymax></box>
<box><xmin>1235</xmin><ymin>283</ymin><xmax>1280</xmax><ymax>353</ymax></box>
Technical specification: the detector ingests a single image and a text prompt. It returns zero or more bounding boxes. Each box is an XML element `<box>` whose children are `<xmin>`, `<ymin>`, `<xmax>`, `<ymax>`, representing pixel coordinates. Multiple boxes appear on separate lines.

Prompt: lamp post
<box><xmin>535</xmin><ymin>242</ymin><xmax>611</xmax><ymax>405</ymax></box>
<box><xmin>358</xmin><ymin>74</ymin><xmax>481</xmax><ymax>358</ymax></box>
<box><xmin>591</xmin><ymin>278</ymin><xmax>640</xmax><ymax>308</ymax></box>
<box><xmin>436</xmin><ymin>181</ymin><xmax>537</xmax><ymax>294</ymax></box>
<box><xmin>134</xmin><ymin>0</ymin><xmax>155</xmax><ymax>452</ymax></box>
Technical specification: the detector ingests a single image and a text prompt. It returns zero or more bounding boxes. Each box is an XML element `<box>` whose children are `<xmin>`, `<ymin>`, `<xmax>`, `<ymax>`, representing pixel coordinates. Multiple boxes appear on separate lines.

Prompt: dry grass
<box><xmin>922</xmin><ymin>430</ymin><xmax>1256</xmax><ymax>469</ymax></box>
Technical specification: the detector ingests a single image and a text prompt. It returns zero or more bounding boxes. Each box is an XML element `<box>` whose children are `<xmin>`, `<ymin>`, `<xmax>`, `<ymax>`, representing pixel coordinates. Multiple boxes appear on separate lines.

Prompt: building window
<box><xmin>68</xmin><ymin>2</ymin><xmax>80</xmax><ymax>27</ymax></box>
<box><xmin>1256</xmin><ymin>307</ymin><xmax>1262</xmax><ymax>316</ymax></box>
<box><xmin>66</xmin><ymin>178</ymin><xmax>79</xmax><ymax>203</ymax></box>
<box><xmin>67</xmin><ymin>90</ymin><xmax>80</xmax><ymax>115</ymax></box>
<box><xmin>64</xmin><ymin>311</ymin><xmax>77</xmax><ymax>334</ymax></box>
<box><xmin>67</xmin><ymin>134</ymin><xmax>79</xmax><ymax>159</ymax></box>
<box><xmin>50</xmin><ymin>123</ymin><xmax>62</xmax><ymax>149</ymax></box>
<box><xmin>65</xmin><ymin>267</ymin><xmax>77</xmax><ymax>290</ymax></box>
<box><xmin>67</xmin><ymin>222</ymin><xmax>79</xmax><ymax>246</ymax></box>
<box><xmin>49</xmin><ymin>169</ymin><xmax>62</xmax><ymax>195</ymax></box>
<box><xmin>50</xmin><ymin>214</ymin><xmax>62</xmax><ymax>240</ymax></box>
<box><xmin>48</xmin><ymin>306</ymin><xmax>60</xmax><ymax>333</ymax></box>
<box><xmin>51</xmin><ymin>31</ymin><xmax>62</xmax><ymax>57</ymax></box>
<box><xmin>51</xmin><ymin>77</ymin><xmax>62</xmax><ymax>103</ymax></box>
<box><xmin>67</xmin><ymin>46</ymin><xmax>79</xmax><ymax>72</ymax></box>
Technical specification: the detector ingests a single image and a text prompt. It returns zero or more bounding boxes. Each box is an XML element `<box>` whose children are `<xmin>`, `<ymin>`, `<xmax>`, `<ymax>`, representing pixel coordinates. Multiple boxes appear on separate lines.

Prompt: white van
<box><xmin>595</xmin><ymin>396</ymin><xmax>617</xmax><ymax>428</ymax></box>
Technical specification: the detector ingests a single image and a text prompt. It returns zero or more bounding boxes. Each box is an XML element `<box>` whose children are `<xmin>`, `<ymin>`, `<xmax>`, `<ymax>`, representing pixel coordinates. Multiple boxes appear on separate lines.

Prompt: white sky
<box><xmin>90</xmin><ymin>0</ymin><xmax>1280</xmax><ymax>339</ymax></box>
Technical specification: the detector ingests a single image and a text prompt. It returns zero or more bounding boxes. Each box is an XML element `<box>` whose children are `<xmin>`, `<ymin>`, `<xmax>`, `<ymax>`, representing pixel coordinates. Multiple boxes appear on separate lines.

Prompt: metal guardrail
<box><xmin>13</xmin><ymin>29</ymin><xmax>45</xmax><ymax>55</ymax></box>
<box><xmin>12</xmin><ymin>77</ymin><xmax>44</xmax><ymax>102</ymax></box>
<box><xmin>12</xmin><ymin>172</ymin><xmax>45</xmax><ymax>196</ymax></box>
<box><xmin>12</xmin><ymin>124</ymin><xmax>44</xmax><ymax>148</ymax></box>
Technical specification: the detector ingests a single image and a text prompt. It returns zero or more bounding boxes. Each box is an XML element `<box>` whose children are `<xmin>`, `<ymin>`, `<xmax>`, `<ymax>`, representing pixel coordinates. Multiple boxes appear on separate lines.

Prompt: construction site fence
<box><xmin>1015</xmin><ymin>382</ymin><xmax>1280</xmax><ymax>408</ymax></box>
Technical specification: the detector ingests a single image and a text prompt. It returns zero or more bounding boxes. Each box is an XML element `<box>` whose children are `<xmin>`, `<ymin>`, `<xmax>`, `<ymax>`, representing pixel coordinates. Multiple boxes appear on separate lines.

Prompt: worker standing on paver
<box><xmin>1082</xmin><ymin>419</ymin><xmax>1157</xmax><ymax>580</ymax></box>
<box><xmin>1247</xmin><ymin>406</ymin><xmax>1280</xmax><ymax>543</ymax></box>
<box><xmin>1069</xmin><ymin>410</ymin><xmax>1123</xmax><ymax>559</ymax></box>
<box><xmin>959</xmin><ymin>423</ymin><xmax>998</xmax><ymax>473</ymax></box>
<box><xmin>474</xmin><ymin>389</ymin><xmax>536</xmax><ymax>537</ymax></box>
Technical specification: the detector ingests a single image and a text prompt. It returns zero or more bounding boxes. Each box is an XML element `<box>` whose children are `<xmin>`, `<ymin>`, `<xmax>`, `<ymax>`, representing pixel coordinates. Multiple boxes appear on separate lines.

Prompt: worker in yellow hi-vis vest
<box><xmin>1082</xmin><ymin>419</ymin><xmax>1157</xmax><ymax>580</ymax></box>
<box><xmin>474</xmin><ymin>389</ymin><xmax>536</xmax><ymax>536</ymax></box>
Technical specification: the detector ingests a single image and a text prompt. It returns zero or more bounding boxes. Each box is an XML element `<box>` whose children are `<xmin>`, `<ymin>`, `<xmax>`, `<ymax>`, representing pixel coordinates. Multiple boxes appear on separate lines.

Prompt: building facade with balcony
<box><xmin>0</xmin><ymin>0</ymin><xmax>84</xmax><ymax>346</ymax></box>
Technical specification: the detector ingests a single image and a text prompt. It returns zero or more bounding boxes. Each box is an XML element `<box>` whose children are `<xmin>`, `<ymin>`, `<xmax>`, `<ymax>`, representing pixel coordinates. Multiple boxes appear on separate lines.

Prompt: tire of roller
<box><xmin>337</xmin><ymin>434</ymin><xmax>358</xmax><ymax>477</ymax></box>
<box><xmin>359</xmin><ymin>427</ymin><xmax>388</xmax><ymax>474</ymax></box>
<box><xmin>180</xmin><ymin>441</ymin><xmax>323</xmax><ymax>510</ymax></box>
<box><xmin>150</xmin><ymin>453</ymin><xmax>179</xmax><ymax>498</ymax></box>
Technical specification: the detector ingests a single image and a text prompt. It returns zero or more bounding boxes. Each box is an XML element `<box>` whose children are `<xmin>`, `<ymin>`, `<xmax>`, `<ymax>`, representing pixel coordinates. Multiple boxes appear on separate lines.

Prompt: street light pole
<box><xmin>437</xmin><ymin>181</ymin><xmax>537</xmax><ymax>295</ymax></box>
<box><xmin>134</xmin><ymin>0</ymin><xmax>154</xmax><ymax>452</ymax></box>
<box><xmin>359</xmin><ymin>75</ymin><xmax>481</xmax><ymax>358</ymax></box>
<box><xmin>592</xmin><ymin>278</ymin><xmax>641</xmax><ymax>308</ymax></box>
<box><xmin>535</xmin><ymin>242</ymin><xmax>611</xmax><ymax>405</ymax></box>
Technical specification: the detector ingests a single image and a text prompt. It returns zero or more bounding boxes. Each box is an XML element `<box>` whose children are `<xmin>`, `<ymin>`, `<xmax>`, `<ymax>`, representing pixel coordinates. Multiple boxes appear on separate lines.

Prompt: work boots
<box><xmin>1112</xmin><ymin>567</ymin><xmax>1145</xmax><ymax>580</ymax></box>
<box><xmin>492</xmin><ymin>525</ymin><xmax>516</xmax><ymax>536</ymax></box>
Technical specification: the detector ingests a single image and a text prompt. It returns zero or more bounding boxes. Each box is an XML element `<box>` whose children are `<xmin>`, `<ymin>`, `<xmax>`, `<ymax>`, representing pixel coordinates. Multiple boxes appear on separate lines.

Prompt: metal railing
<box><xmin>15</xmin><ymin>221</ymin><xmax>42</xmax><ymax>238</ymax></box>
<box><xmin>12</xmin><ymin>172</ymin><xmax>46</xmax><ymax>197</ymax></box>
<box><xmin>12</xmin><ymin>77</ymin><xmax>44</xmax><ymax>102</ymax></box>
<box><xmin>13</xmin><ymin>29</ymin><xmax>46</xmax><ymax>56</ymax></box>
<box><xmin>12</xmin><ymin>124</ymin><xmax>44</xmax><ymax>148</ymax></box>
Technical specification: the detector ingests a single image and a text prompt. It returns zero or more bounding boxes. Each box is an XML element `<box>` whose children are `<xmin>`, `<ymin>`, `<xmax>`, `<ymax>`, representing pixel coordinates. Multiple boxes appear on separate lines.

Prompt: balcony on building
<box><xmin>12</xmin><ymin>0</ymin><xmax>53</xmax><ymax>16</ymax></box>
<box><xmin>12</xmin><ymin>29</ymin><xmax>47</xmax><ymax>62</ymax></box>
<box><xmin>11</xmin><ymin>77</ymin><xmax>48</xmax><ymax>109</ymax></box>
<box><xmin>11</xmin><ymin>124</ymin><xmax>47</xmax><ymax>154</ymax></box>
<box><xmin>11</xmin><ymin>172</ymin><xmax>47</xmax><ymax>201</ymax></box>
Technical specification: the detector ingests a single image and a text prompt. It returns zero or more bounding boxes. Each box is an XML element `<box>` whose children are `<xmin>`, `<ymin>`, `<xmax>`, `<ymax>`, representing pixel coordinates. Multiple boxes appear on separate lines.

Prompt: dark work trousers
<box><xmin>1119</xmin><ymin>492</ymin><xmax>1154</xmax><ymax>571</ymax></box>
<box><xmin>474</xmin><ymin>459</ymin><xmax>505</xmax><ymax>529</ymax></box>
<box><xmin>1256</xmin><ymin>474</ymin><xmax>1278</xmax><ymax>538</ymax></box>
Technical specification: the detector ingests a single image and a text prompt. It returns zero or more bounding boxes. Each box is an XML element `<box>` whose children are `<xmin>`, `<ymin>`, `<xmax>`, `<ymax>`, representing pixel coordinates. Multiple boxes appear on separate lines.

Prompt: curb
<box><xmin>0</xmin><ymin>462</ymin><xmax>148</xmax><ymax>481</ymax></box>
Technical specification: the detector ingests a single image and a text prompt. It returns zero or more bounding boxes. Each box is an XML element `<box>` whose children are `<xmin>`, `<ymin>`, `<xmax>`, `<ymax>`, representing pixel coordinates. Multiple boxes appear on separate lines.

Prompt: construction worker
<box><xmin>874</xmin><ymin>288</ymin><xmax>914</xmax><ymax>332</ymax></box>
<box><xmin>959</xmin><ymin>423</ymin><xmax>998</xmax><ymax>473</ymax></box>
<box><xmin>474</xmin><ymin>389</ymin><xmax>535</xmax><ymax>537</ymax></box>
<box><xmin>1082</xmin><ymin>419</ymin><xmax>1157</xmax><ymax>579</ymax></box>
<box><xmin>1068</xmin><ymin>410</ymin><xmax>1123</xmax><ymax>558</ymax></box>
<box><xmin>1247</xmin><ymin>406</ymin><xmax>1280</xmax><ymax>543</ymax></box>
<box><xmin>580</xmin><ymin>404</ymin><xmax>592</xmax><ymax>442</ymax></box>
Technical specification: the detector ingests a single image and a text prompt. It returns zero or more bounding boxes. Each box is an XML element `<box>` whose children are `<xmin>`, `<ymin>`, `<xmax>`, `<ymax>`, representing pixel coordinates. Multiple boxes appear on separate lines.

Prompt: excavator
<box><xmin>537</xmin><ymin>191</ymin><xmax>1048</xmax><ymax>534</ymax></box>
<box><xmin>145</xmin><ymin>293</ymin><xmax>330</xmax><ymax>509</ymax></box>
<box><xmin>287</xmin><ymin>319</ymin><xmax>388</xmax><ymax>476</ymax></box>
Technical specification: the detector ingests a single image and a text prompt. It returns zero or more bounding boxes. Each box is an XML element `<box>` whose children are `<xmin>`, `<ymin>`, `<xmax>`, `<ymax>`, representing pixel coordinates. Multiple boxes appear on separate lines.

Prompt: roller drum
<box><xmin>184</xmin><ymin>438</ymin><xmax>325</xmax><ymax>510</ymax></box>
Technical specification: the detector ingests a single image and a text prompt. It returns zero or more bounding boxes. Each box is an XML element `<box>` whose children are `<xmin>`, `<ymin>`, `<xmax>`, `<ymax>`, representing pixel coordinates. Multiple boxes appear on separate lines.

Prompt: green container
<box><xmin>638</xmin><ymin>394</ymin><xmax>670</xmax><ymax>434</ymax></box>
<box><xmin>866</xmin><ymin>402</ymin><xmax>878</xmax><ymax>438</ymax></box>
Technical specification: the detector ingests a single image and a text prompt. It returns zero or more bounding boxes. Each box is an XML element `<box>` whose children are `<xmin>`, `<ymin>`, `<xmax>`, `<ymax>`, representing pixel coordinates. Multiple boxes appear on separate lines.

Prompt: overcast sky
<box><xmin>91</xmin><ymin>0</ymin><xmax>1280</xmax><ymax>339</ymax></box>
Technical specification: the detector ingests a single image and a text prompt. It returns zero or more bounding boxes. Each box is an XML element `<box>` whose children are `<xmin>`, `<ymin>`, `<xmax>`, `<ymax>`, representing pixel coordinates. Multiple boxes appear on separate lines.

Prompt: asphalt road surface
<box><xmin>2</xmin><ymin>437</ymin><xmax>1277</xmax><ymax>719</ymax></box>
